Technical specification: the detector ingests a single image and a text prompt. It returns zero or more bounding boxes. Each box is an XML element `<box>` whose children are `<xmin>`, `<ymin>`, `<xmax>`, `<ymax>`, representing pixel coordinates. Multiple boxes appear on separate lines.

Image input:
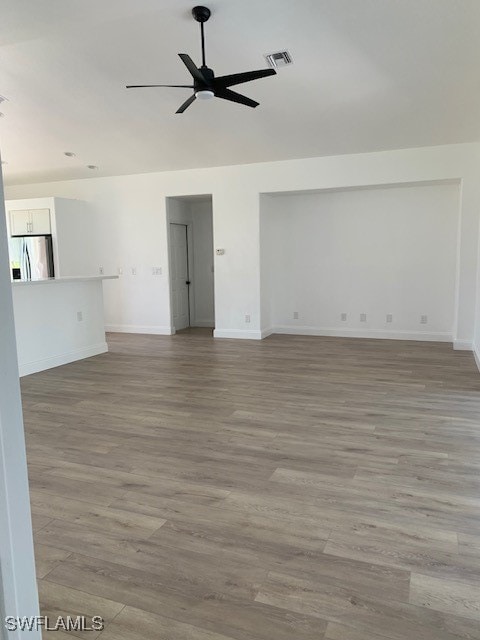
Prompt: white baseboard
<box><xmin>271</xmin><ymin>325</ymin><xmax>452</xmax><ymax>342</ymax></box>
<box><xmin>261</xmin><ymin>327</ymin><xmax>275</xmax><ymax>339</ymax></box>
<box><xmin>213</xmin><ymin>329</ymin><xmax>263</xmax><ymax>340</ymax></box>
<box><xmin>453</xmin><ymin>340</ymin><xmax>473</xmax><ymax>351</ymax></box>
<box><xmin>19</xmin><ymin>342</ymin><xmax>108</xmax><ymax>377</ymax></box>
<box><xmin>105</xmin><ymin>324</ymin><xmax>174</xmax><ymax>335</ymax></box>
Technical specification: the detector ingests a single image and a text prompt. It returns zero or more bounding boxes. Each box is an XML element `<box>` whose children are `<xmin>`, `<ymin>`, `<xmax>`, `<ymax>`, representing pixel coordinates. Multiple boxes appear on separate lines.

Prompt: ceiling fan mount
<box><xmin>126</xmin><ymin>5</ymin><xmax>276</xmax><ymax>113</ymax></box>
<box><xmin>191</xmin><ymin>5</ymin><xmax>211</xmax><ymax>23</ymax></box>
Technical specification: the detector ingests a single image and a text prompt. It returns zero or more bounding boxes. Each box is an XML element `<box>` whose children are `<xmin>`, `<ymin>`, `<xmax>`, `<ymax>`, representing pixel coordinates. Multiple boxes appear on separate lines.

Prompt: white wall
<box><xmin>0</xmin><ymin>169</ymin><xmax>40</xmax><ymax>637</ymax></box>
<box><xmin>53</xmin><ymin>198</ymin><xmax>96</xmax><ymax>277</ymax></box>
<box><xmin>474</xmin><ymin>177</ymin><xmax>480</xmax><ymax>367</ymax></box>
<box><xmin>12</xmin><ymin>278</ymin><xmax>109</xmax><ymax>376</ymax></box>
<box><xmin>191</xmin><ymin>200</ymin><xmax>214</xmax><ymax>327</ymax></box>
<box><xmin>5</xmin><ymin>142</ymin><xmax>480</xmax><ymax>345</ymax></box>
<box><xmin>261</xmin><ymin>183</ymin><xmax>460</xmax><ymax>340</ymax></box>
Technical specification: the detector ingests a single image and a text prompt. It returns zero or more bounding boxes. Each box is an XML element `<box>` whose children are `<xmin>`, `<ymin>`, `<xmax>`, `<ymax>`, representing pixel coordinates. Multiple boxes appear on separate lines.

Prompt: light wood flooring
<box><xmin>21</xmin><ymin>331</ymin><xmax>480</xmax><ymax>639</ymax></box>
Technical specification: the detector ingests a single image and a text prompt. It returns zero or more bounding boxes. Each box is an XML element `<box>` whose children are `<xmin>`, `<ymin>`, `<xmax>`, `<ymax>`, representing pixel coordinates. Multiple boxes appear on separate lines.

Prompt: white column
<box><xmin>0</xmin><ymin>161</ymin><xmax>41</xmax><ymax>637</ymax></box>
<box><xmin>454</xmin><ymin>174</ymin><xmax>480</xmax><ymax>347</ymax></box>
<box><xmin>212</xmin><ymin>189</ymin><xmax>262</xmax><ymax>339</ymax></box>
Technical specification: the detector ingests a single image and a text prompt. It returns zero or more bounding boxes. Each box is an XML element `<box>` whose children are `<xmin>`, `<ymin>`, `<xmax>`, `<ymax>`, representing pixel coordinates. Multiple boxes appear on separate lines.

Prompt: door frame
<box><xmin>165</xmin><ymin>195</ymin><xmax>215</xmax><ymax>334</ymax></box>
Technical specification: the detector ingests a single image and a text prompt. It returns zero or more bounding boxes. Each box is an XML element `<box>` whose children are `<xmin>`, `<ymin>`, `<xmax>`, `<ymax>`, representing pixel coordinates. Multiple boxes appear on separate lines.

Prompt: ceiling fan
<box><xmin>126</xmin><ymin>5</ymin><xmax>276</xmax><ymax>113</ymax></box>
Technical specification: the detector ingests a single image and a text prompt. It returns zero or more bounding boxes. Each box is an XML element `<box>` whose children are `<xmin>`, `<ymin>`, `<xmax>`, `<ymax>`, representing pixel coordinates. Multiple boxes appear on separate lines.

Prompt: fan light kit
<box><xmin>127</xmin><ymin>5</ymin><xmax>277</xmax><ymax>113</ymax></box>
<box><xmin>196</xmin><ymin>89</ymin><xmax>214</xmax><ymax>100</ymax></box>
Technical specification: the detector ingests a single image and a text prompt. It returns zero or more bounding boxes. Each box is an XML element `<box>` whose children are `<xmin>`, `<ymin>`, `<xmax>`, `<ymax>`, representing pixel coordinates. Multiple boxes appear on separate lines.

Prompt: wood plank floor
<box><xmin>20</xmin><ymin>331</ymin><xmax>480</xmax><ymax>639</ymax></box>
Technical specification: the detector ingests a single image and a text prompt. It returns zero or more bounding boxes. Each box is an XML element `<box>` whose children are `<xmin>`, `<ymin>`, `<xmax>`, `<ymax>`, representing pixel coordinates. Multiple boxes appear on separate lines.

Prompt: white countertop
<box><xmin>11</xmin><ymin>275</ymin><xmax>118</xmax><ymax>286</ymax></box>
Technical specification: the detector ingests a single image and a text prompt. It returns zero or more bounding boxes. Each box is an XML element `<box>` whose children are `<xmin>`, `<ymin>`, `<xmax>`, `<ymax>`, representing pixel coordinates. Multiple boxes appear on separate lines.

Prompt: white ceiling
<box><xmin>1</xmin><ymin>0</ymin><xmax>480</xmax><ymax>185</ymax></box>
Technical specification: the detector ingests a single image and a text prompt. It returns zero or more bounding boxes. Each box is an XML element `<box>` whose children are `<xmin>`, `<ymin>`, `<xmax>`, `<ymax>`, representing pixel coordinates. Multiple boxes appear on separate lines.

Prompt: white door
<box><xmin>170</xmin><ymin>223</ymin><xmax>190</xmax><ymax>330</ymax></box>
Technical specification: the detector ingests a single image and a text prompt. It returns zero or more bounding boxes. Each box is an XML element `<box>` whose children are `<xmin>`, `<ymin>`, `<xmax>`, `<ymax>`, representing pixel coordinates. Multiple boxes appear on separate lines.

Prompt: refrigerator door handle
<box><xmin>26</xmin><ymin>244</ymin><xmax>31</xmax><ymax>280</ymax></box>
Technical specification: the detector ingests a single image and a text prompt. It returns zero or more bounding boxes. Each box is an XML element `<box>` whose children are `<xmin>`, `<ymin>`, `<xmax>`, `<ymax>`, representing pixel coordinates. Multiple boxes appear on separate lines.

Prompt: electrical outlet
<box><xmin>386</xmin><ymin>314</ymin><xmax>393</xmax><ymax>323</ymax></box>
<box><xmin>293</xmin><ymin>311</ymin><xmax>299</xmax><ymax>320</ymax></box>
<box><xmin>245</xmin><ymin>314</ymin><xmax>251</xmax><ymax>324</ymax></box>
<box><xmin>360</xmin><ymin>313</ymin><xmax>367</xmax><ymax>323</ymax></box>
<box><xmin>420</xmin><ymin>314</ymin><xmax>428</xmax><ymax>324</ymax></box>
<box><xmin>77</xmin><ymin>311</ymin><xmax>83</xmax><ymax>322</ymax></box>
<box><xmin>99</xmin><ymin>266</ymin><xmax>104</xmax><ymax>275</ymax></box>
<box><xmin>341</xmin><ymin>313</ymin><xmax>347</xmax><ymax>322</ymax></box>
<box><xmin>131</xmin><ymin>267</ymin><xmax>137</xmax><ymax>276</ymax></box>
<box><xmin>152</xmin><ymin>267</ymin><xmax>162</xmax><ymax>275</ymax></box>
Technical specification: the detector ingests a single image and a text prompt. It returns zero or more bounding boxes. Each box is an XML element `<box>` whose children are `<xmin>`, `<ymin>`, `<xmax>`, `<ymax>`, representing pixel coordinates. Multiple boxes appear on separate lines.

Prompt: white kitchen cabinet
<box><xmin>30</xmin><ymin>208</ymin><xmax>51</xmax><ymax>234</ymax></box>
<box><xmin>9</xmin><ymin>208</ymin><xmax>51</xmax><ymax>235</ymax></box>
<box><xmin>9</xmin><ymin>209</ymin><xmax>30</xmax><ymax>235</ymax></box>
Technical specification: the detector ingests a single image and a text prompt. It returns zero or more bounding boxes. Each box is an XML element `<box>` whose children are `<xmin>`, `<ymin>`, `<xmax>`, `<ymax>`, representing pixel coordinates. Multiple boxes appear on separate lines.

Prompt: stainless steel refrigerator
<box><xmin>8</xmin><ymin>235</ymin><xmax>55</xmax><ymax>281</ymax></box>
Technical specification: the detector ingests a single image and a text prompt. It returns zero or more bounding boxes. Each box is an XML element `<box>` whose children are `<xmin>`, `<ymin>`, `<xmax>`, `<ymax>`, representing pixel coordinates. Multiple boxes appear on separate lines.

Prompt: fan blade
<box><xmin>178</xmin><ymin>54</ymin><xmax>207</xmax><ymax>83</ymax></box>
<box><xmin>215</xmin><ymin>88</ymin><xmax>259</xmax><ymax>108</ymax></box>
<box><xmin>126</xmin><ymin>84</ymin><xmax>194</xmax><ymax>89</ymax></box>
<box><xmin>214</xmin><ymin>68</ymin><xmax>276</xmax><ymax>88</ymax></box>
<box><xmin>176</xmin><ymin>94</ymin><xmax>196</xmax><ymax>113</ymax></box>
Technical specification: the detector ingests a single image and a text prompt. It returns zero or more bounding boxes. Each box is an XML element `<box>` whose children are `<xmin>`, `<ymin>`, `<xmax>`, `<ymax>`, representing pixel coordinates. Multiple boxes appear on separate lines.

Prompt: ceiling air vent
<box><xmin>265</xmin><ymin>50</ymin><xmax>293</xmax><ymax>69</ymax></box>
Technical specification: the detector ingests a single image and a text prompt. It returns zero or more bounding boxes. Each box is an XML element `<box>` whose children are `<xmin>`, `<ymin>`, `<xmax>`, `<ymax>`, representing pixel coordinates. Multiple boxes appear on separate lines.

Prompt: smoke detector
<box><xmin>264</xmin><ymin>50</ymin><xmax>293</xmax><ymax>69</ymax></box>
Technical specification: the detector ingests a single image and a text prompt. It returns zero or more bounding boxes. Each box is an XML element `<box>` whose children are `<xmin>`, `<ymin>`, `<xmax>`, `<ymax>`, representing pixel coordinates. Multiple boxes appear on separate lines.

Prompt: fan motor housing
<box><xmin>195</xmin><ymin>66</ymin><xmax>215</xmax><ymax>89</ymax></box>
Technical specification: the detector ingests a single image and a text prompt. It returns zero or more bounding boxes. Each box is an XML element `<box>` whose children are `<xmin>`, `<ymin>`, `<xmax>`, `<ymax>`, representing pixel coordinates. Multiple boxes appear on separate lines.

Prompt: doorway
<box><xmin>166</xmin><ymin>195</ymin><xmax>215</xmax><ymax>333</ymax></box>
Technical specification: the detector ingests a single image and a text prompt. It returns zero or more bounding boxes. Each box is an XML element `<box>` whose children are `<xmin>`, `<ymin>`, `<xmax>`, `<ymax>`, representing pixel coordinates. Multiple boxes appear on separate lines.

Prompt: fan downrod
<box><xmin>192</xmin><ymin>6</ymin><xmax>211</xmax><ymax>23</ymax></box>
